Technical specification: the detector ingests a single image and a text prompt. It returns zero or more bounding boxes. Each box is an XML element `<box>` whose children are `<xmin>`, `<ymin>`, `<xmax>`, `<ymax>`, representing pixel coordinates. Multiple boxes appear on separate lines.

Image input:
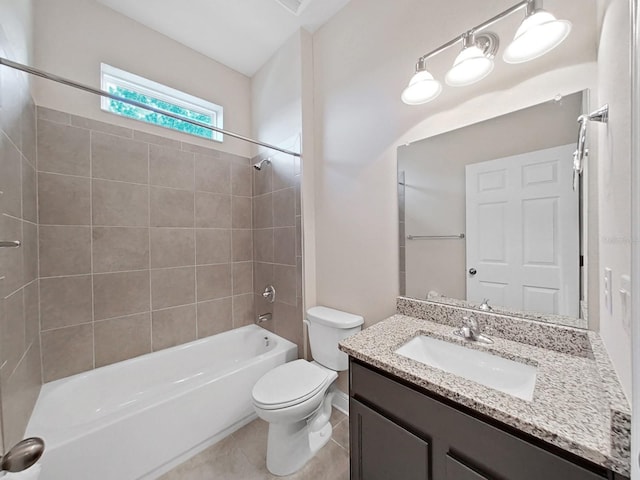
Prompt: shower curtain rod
<box><xmin>0</xmin><ymin>57</ymin><xmax>302</xmax><ymax>158</ymax></box>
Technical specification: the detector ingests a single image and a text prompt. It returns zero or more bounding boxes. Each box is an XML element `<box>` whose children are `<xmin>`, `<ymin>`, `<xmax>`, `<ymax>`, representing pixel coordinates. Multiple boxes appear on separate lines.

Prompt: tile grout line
<box><xmin>148</xmin><ymin>143</ymin><xmax>153</xmax><ymax>352</ymax></box>
<box><xmin>89</xmin><ymin>129</ymin><xmax>96</xmax><ymax>370</ymax></box>
<box><xmin>193</xmin><ymin>150</ymin><xmax>199</xmax><ymax>340</ymax></box>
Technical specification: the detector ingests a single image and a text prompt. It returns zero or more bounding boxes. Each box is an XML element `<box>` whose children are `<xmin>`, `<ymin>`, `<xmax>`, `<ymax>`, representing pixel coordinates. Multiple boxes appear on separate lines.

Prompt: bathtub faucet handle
<box><xmin>262</xmin><ymin>285</ymin><xmax>276</xmax><ymax>304</ymax></box>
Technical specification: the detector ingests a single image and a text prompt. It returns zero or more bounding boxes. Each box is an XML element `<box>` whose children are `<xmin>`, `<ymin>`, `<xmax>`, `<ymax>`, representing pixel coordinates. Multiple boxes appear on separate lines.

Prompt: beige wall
<box><xmin>250</xmin><ymin>31</ymin><xmax>305</xmax><ymax>356</ymax></box>
<box><xmin>0</xmin><ymin>0</ymin><xmax>42</xmax><ymax>451</ymax></box>
<box><xmin>33</xmin><ymin>0</ymin><xmax>252</xmax><ymax>158</ymax></box>
<box><xmin>310</xmin><ymin>0</ymin><xmax>597</xmax><ymax>330</ymax></box>
<box><xmin>36</xmin><ymin>107</ymin><xmax>254</xmax><ymax>382</ymax></box>
<box><xmin>596</xmin><ymin>0</ymin><xmax>633</xmax><ymax>399</ymax></box>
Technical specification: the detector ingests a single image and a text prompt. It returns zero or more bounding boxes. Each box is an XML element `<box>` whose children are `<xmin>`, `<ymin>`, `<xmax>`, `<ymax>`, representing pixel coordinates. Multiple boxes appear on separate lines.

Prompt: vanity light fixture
<box><xmin>445</xmin><ymin>32</ymin><xmax>499</xmax><ymax>87</ymax></box>
<box><xmin>401</xmin><ymin>58</ymin><xmax>443</xmax><ymax>105</ymax></box>
<box><xmin>503</xmin><ymin>0</ymin><xmax>572</xmax><ymax>64</ymax></box>
<box><xmin>401</xmin><ymin>0</ymin><xmax>571</xmax><ymax>105</ymax></box>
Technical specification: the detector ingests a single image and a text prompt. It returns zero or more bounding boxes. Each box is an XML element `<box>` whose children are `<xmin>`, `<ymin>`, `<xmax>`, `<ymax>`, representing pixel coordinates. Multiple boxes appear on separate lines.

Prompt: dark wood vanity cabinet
<box><xmin>349</xmin><ymin>359</ymin><xmax>628</xmax><ymax>480</ymax></box>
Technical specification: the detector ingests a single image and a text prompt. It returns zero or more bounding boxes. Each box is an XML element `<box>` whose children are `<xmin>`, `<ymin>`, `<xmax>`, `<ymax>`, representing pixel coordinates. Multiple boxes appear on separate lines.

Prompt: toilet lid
<box><xmin>252</xmin><ymin>360</ymin><xmax>331</xmax><ymax>409</ymax></box>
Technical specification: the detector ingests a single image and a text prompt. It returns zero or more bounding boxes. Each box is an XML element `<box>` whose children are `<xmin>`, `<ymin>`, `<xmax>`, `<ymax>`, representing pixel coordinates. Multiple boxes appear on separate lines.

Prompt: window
<box><xmin>100</xmin><ymin>64</ymin><xmax>223</xmax><ymax>141</ymax></box>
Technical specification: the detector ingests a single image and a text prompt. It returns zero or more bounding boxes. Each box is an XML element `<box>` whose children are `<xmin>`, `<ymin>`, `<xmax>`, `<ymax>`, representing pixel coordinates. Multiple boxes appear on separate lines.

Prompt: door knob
<box><xmin>469</xmin><ymin>268</ymin><xmax>477</xmax><ymax>276</ymax></box>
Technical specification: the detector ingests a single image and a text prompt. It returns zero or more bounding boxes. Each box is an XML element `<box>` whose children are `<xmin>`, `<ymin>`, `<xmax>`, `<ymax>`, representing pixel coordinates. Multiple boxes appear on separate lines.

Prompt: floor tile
<box><xmin>161</xmin><ymin>409</ymin><xmax>350</xmax><ymax>479</ymax></box>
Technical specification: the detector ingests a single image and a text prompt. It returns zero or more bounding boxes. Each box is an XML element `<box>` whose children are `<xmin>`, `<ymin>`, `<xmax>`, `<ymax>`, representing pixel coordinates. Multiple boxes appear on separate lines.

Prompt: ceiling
<box><xmin>95</xmin><ymin>0</ymin><xmax>351</xmax><ymax>77</ymax></box>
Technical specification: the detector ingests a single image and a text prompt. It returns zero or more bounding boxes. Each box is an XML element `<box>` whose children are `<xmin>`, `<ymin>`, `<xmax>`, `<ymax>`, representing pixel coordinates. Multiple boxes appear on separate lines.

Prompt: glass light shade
<box><xmin>503</xmin><ymin>10</ymin><xmax>572</xmax><ymax>64</ymax></box>
<box><xmin>445</xmin><ymin>45</ymin><xmax>494</xmax><ymax>87</ymax></box>
<box><xmin>401</xmin><ymin>70</ymin><xmax>443</xmax><ymax>105</ymax></box>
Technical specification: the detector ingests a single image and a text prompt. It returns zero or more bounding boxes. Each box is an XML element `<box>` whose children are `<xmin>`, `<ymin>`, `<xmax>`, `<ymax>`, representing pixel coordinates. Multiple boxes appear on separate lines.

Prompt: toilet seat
<box><xmin>252</xmin><ymin>360</ymin><xmax>333</xmax><ymax>410</ymax></box>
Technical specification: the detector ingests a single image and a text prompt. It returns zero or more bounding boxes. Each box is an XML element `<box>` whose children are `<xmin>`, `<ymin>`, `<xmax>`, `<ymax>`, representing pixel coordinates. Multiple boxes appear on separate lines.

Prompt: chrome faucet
<box><xmin>454</xmin><ymin>315</ymin><xmax>493</xmax><ymax>344</ymax></box>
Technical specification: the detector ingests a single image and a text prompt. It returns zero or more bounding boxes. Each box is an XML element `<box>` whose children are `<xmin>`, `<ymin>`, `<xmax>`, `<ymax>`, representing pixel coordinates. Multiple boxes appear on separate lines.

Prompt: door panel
<box><xmin>466</xmin><ymin>144</ymin><xmax>578</xmax><ymax>316</ymax></box>
<box><xmin>350</xmin><ymin>399</ymin><xmax>430</xmax><ymax>480</ymax></box>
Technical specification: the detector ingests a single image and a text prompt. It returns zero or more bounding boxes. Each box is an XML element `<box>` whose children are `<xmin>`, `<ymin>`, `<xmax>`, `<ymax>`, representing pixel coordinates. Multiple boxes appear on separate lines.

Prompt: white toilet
<box><xmin>251</xmin><ymin>306</ymin><xmax>364</xmax><ymax>476</ymax></box>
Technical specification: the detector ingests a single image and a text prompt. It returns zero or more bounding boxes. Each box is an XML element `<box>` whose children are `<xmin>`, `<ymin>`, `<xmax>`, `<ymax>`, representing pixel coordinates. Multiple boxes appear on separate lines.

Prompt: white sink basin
<box><xmin>395</xmin><ymin>336</ymin><xmax>537</xmax><ymax>401</ymax></box>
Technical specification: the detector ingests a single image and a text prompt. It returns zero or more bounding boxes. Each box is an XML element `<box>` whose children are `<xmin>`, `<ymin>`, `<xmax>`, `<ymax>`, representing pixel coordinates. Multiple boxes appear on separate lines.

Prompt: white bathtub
<box><xmin>26</xmin><ymin>325</ymin><xmax>297</xmax><ymax>480</ymax></box>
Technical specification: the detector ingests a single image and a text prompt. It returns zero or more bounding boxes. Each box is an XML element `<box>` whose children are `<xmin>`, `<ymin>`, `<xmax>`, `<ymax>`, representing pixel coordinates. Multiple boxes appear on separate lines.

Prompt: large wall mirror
<box><xmin>398</xmin><ymin>90</ymin><xmax>591</xmax><ymax>329</ymax></box>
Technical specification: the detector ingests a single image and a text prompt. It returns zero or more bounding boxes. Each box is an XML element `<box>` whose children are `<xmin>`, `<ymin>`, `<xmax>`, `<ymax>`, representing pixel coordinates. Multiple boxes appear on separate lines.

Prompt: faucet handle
<box><xmin>463</xmin><ymin>315</ymin><xmax>480</xmax><ymax>337</ymax></box>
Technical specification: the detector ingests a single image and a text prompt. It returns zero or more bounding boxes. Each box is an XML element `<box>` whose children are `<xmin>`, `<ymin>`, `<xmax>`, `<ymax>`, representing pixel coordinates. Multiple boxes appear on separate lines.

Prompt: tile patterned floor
<box><xmin>160</xmin><ymin>409</ymin><xmax>350</xmax><ymax>479</ymax></box>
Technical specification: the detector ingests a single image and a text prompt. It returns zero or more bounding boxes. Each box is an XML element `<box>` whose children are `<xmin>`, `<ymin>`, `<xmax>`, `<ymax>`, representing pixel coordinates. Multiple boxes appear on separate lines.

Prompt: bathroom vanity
<box><xmin>339</xmin><ymin>299</ymin><xmax>631</xmax><ymax>480</ymax></box>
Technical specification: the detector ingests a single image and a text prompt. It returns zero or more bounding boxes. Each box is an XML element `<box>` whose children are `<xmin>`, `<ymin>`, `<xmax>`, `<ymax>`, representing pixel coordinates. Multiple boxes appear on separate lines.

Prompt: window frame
<box><xmin>100</xmin><ymin>63</ymin><xmax>224</xmax><ymax>142</ymax></box>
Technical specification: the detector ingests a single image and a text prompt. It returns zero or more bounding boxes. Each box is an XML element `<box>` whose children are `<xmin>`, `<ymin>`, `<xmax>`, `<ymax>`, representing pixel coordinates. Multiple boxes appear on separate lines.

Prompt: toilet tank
<box><xmin>306</xmin><ymin>306</ymin><xmax>364</xmax><ymax>371</ymax></box>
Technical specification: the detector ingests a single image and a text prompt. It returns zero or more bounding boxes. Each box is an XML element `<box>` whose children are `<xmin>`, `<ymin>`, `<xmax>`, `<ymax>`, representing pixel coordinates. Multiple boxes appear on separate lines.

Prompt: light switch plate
<box><xmin>604</xmin><ymin>268</ymin><xmax>613</xmax><ymax>315</ymax></box>
<box><xmin>620</xmin><ymin>274</ymin><xmax>631</xmax><ymax>329</ymax></box>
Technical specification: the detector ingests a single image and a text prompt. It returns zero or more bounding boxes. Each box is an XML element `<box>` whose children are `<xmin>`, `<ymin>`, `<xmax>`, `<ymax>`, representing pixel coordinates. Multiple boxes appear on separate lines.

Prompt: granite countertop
<box><xmin>339</xmin><ymin>313</ymin><xmax>631</xmax><ymax>477</ymax></box>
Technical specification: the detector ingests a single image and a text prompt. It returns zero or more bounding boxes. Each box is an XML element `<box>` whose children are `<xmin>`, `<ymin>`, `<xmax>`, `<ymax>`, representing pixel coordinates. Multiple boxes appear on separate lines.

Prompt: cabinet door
<box><xmin>445</xmin><ymin>454</ymin><xmax>490</xmax><ymax>480</ymax></box>
<box><xmin>351</xmin><ymin>399</ymin><xmax>430</xmax><ymax>480</ymax></box>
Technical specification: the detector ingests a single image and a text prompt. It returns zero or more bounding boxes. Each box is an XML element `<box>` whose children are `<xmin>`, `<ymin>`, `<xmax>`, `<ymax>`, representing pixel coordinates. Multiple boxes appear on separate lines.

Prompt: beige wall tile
<box><xmin>233</xmin><ymin>262</ymin><xmax>253</xmax><ymax>295</ymax></box>
<box><xmin>92</xmin><ymin>227</ymin><xmax>149</xmax><ymax>273</ymax></box>
<box><xmin>232</xmin><ymin>294</ymin><xmax>254</xmax><ymax>328</ymax></box>
<box><xmin>150</xmin><ymin>187</ymin><xmax>194</xmax><ymax>228</ymax></box>
<box><xmin>151</xmin><ymin>267</ymin><xmax>196</xmax><ymax>310</ymax></box>
<box><xmin>21</xmin><ymin>160</ymin><xmax>37</xmax><ymax>223</ymax></box>
<box><xmin>196</xmin><ymin>264</ymin><xmax>232</xmax><ymax>301</ymax></box>
<box><xmin>91</xmin><ymin>132</ymin><xmax>148</xmax><ymax>184</ymax></box>
<box><xmin>21</xmin><ymin>99</ymin><xmax>37</xmax><ymax>167</ymax></box>
<box><xmin>195</xmin><ymin>192</ymin><xmax>231</xmax><ymax>228</ymax></box>
<box><xmin>197</xmin><ymin>298</ymin><xmax>232</xmax><ymax>338</ymax></box>
<box><xmin>231</xmin><ymin>163</ymin><xmax>252</xmax><ymax>197</ymax></box>
<box><xmin>274</xmin><ymin>265</ymin><xmax>297</xmax><ymax>306</ymax></box>
<box><xmin>149</xmin><ymin>145</ymin><xmax>194</xmax><ymax>190</ymax></box>
<box><xmin>274</xmin><ymin>227</ymin><xmax>296</xmax><ymax>266</ymax></box>
<box><xmin>22</xmin><ymin>221</ymin><xmax>38</xmax><ymax>284</ymax></box>
<box><xmin>273</xmin><ymin>187</ymin><xmax>295</xmax><ymax>227</ymax></box>
<box><xmin>181</xmin><ymin>143</ymin><xmax>222</xmax><ymax>157</ymax></box>
<box><xmin>253</xmin><ymin>262</ymin><xmax>274</xmax><ymax>295</ymax></box>
<box><xmin>38</xmin><ymin>173</ymin><xmax>91</xmax><ymax>225</ymax></box>
<box><xmin>232</xmin><ymin>229</ymin><xmax>253</xmax><ymax>262</ymax></box>
<box><xmin>252</xmin><ymin>194</ymin><xmax>273</xmax><ymax>229</ymax></box>
<box><xmin>92</xmin><ymin>179</ymin><xmax>149</xmax><ymax>227</ymax></box>
<box><xmin>296</xmin><ymin>216</ymin><xmax>302</xmax><ymax>256</ymax></box>
<box><xmin>133</xmin><ymin>130</ymin><xmax>181</xmax><ymax>149</ymax></box>
<box><xmin>94</xmin><ymin>313</ymin><xmax>151</xmax><ymax>367</ymax></box>
<box><xmin>37</xmin><ymin>106</ymin><xmax>70</xmax><ymax>124</ymax></box>
<box><xmin>272</xmin><ymin>156</ymin><xmax>295</xmax><ymax>192</ymax></box>
<box><xmin>195</xmin><ymin>155</ymin><xmax>231</xmax><ymax>194</ymax></box>
<box><xmin>39</xmin><ymin>226</ymin><xmax>91</xmax><ymax>277</ymax></box>
<box><xmin>0</xmin><ymin>134</ymin><xmax>22</xmax><ymax>218</ymax></box>
<box><xmin>232</xmin><ymin>196</ymin><xmax>252</xmax><ymax>229</ymax></box>
<box><xmin>152</xmin><ymin>304</ymin><xmax>197</xmax><ymax>351</ymax></box>
<box><xmin>1</xmin><ymin>215</ymin><xmax>23</xmax><ymax>295</ymax></box>
<box><xmin>150</xmin><ymin>228</ymin><xmax>195</xmax><ymax>268</ymax></box>
<box><xmin>70</xmin><ymin>115</ymin><xmax>132</xmax><ymax>138</ymax></box>
<box><xmin>196</xmin><ymin>229</ymin><xmax>231</xmax><ymax>265</ymax></box>
<box><xmin>40</xmin><ymin>275</ymin><xmax>92</xmax><ymax>331</ymax></box>
<box><xmin>253</xmin><ymin>166</ymin><xmax>272</xmax><ymax>196</ymax></box>
<box><xmin>41</xmin><ymin>323</ymin><xmax>93</xmax><ymax>382</ymax></box>
<box><xmin>296</xmin><ymin>256</ymin><xmax>303</xmax><ymax>300</ymax></box>
<box><xmin>93</xmin><ymin>270</ymin><xmax>150</xmax><ymax>320</ymax></box>
<box><xmin>24</xmin><ymin>281</ymin><xmax>39</xmax><ymax>344</ymax></box>
<box><xmin>253</xmin><ymin>228</ymin><xmax>274</xmax><ymax>263</ymax></box>
<box><xmin>274</xmin><ymin>302</ymin><xmax>303</xmax><ymax>354</ymax></box>
<box><xmin>1</xmin><ymin>341</ymin><xmax>41</xmax><ymax>448</ymax></box>
<box><xmin>1</xmin><ymin>290</ymin><xmax>25</xmax><ymax>384</ymax></box>
<box><xmin>37</xmin><ymin>120</ymin><xmax>90</xmax><ymax>176</ymax></box>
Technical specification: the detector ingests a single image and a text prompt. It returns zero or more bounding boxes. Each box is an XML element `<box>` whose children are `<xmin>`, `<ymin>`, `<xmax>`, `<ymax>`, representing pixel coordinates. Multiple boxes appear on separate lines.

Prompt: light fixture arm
<box><xmin>417</xmin><ymin>0</ymin><xmax>530</xmax><ymax>63</ymax></box>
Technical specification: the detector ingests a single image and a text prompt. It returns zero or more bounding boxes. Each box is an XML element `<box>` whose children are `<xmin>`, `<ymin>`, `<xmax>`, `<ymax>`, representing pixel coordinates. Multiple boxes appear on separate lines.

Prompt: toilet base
<box><xmin>266</xmin><ymin>419</ymin><xmax>333</xmax><ymax>476</ymax></box>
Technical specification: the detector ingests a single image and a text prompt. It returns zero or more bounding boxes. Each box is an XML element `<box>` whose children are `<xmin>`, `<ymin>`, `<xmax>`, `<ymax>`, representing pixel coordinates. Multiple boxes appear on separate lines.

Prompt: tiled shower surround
<box><xmin>36</xmin><ymin>106</ymin><xmax>302</xmax><ymax>382</ymax></box>
<box><xmin>0</xmin><ymin>51</ymin><xmax>41</xmax><ymax>449</ymax></box>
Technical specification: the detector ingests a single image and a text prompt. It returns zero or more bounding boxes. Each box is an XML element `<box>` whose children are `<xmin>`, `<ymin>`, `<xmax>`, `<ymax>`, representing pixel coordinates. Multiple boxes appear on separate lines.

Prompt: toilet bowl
<box><xmin>251</xmin><ymin>306</ymin><xmax>364</xmax><ymax>476</ymax></box>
